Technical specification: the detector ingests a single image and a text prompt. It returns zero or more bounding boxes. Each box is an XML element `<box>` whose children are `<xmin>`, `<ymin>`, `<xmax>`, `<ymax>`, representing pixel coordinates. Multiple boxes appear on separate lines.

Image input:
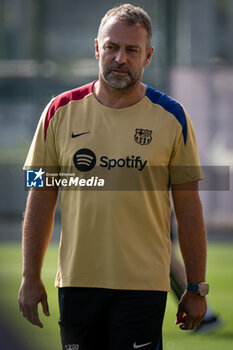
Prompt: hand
<box><xmin>18</xmin><ymin>278</ymin><xmax>50</xmax><ymax>328</ymax></box>
<box><xmin>176</xmin><ymin>291</ymin><xmax>207</xmax><ymax>330</ymax></box>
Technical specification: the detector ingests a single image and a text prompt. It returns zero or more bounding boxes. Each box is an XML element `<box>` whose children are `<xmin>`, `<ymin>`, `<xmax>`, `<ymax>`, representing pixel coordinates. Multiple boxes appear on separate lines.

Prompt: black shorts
<box><xmin>58</xmin><ymin>287</ymin><xmax>167</xmax><ymax>350</ymax></box>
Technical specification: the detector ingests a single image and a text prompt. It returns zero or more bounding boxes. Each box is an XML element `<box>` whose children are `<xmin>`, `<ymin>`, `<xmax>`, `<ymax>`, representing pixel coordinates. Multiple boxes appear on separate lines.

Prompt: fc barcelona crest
<box><xmin>134</xmin><ymin>128</ymin><xmax>152</xmax><ymax>145</ymax></box>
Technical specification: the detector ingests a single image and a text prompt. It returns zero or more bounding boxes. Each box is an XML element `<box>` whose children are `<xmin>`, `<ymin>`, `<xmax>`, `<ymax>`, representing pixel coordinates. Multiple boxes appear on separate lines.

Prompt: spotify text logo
<box><xmin>73</xmin><ymin>148</ymin><xmax>147</xmax><ymax>172</ymax></box>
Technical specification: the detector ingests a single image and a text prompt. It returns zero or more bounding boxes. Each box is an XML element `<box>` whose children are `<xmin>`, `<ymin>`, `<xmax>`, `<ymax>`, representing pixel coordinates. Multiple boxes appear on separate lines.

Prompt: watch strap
<box><xmin>187</xmin><ymin>283</ymin><xmax>199</xmax><ymax>293</ymax></box>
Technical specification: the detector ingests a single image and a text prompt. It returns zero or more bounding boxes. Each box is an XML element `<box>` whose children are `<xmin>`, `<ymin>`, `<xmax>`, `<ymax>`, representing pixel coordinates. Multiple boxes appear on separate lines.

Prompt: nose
<box><xmin>114</xmin><ymin>47</ymin><xmax>127</xmax><ymax>65</ymax></box>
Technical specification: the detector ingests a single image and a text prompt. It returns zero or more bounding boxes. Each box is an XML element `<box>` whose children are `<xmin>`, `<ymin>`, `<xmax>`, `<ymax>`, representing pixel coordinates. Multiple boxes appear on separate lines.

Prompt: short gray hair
<box><xmin>97</xmin><ymin>3</ymin><xmax>152</xmax><ymax>50</ymax></box>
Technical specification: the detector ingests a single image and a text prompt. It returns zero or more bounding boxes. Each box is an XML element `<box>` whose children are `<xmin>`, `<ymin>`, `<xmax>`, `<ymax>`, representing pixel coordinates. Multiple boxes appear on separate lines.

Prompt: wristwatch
<box><xmin>186</xmin><ymin>282</ymin><xmax>209</xmax><ymax>296</ymax></box>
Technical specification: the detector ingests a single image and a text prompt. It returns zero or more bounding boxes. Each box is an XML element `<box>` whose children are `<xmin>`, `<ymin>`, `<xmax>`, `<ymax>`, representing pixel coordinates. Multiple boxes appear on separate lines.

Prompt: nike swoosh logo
<box><xmin>133</xmin><ymin>342</ymin><xmax>152</xmax><ymax>349</ymax></box>
<box><xmin>71</xmin><ymin>132</ymin><xmax>90</xmax><ymax>138</ymax></box>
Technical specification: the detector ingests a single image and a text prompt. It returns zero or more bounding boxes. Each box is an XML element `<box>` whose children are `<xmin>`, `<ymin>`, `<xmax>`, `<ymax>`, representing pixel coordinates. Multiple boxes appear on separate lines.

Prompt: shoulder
<box><xmin>145</xmin><ymin>85</ymin><xmax>187</xmax><ymax>144</ymax></box>
<box><xmin>145</xmin><ymin>85</ymin><xmax>185</xmax><ymax>121</ymax></box>
<box><xmin>47</xmin><ymin>81</ymin><xmax>95</xmax><ymax>118</ymax></box>
<box><xmin>44</xmin><ymin>81</ymin><xmax>95</xmax><ymax>139</ymax></box>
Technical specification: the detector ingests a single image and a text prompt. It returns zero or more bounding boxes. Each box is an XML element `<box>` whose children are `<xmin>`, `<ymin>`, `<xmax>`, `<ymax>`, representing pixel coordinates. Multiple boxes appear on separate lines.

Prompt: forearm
<box><xmin>22</xmin><ymin>188</ymin><xmax>58</xmax><ymax>281</ymax></box>
<box><xmin>176</xmin><ymin>194</ymin><xmax>206</xmax><ymax>284</ymax></box>
<box><xmin>172</xmin><ymin>185</ymin><xmax>207</xmax><ymax>330</ymax></box>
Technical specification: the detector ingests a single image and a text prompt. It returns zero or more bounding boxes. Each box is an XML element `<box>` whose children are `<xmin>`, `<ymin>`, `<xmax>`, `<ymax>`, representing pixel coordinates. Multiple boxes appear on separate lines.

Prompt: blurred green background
<box><xmin>0</xmin><ymin>0</ymin><xmax>233</xmax><ymax>348</ymax></box>
<box><xmin>0</xmin><ymin>242</ymin><xmax>233</xmax><ymax>349</ymax></box>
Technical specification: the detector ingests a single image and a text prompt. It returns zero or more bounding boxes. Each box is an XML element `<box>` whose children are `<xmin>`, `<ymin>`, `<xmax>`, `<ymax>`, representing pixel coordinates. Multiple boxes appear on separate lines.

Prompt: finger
<box><xmin>41</xmin><ymin>295</ymin><xmax>50</xmax><ymax>317</ymax></box>
<box><xmin>18</xmin><ymin>299</ymin><xmax>23</xmax><ymax>313</ymax></box>
<box><xmin>177</xmin><ymin>313</ymin><xmax>189</xmax><ymax>330</ymax></box>
<box><xmin>28</xmin><ymin>309</ymin><xmax>43</xmax><ymax>328</ymax></box>
<box><xmin>187</xmin><ymin>310</ymin><xmax>206</xmax><ymax>330</ymax></box>
<box><xmin>176</xmin><ymin>307</ymin><xmax>185</xmax><ymax>324</ymax></box>
<box><xmin>176</xmin><ymin>306</ymin><xmax>182</xmax><ymax>323</ymax></box>
<box><xmin>18</xmin><ymin>292</ymin><xmax>24</xmax><ymax>313</ymax></box>
<box><xmin>22</xmin><ymin>304</ymin><xmax>43</xmax><ymax>328</ymax></box>
<box><xmin>180</xmin><ymin>315</ymin><xmax>195</xmax><ymax>330</ymax></box>
<box><xmin>180</xmin><ymin>318</ymin><xmax>194</xmax><ymax>330</ymax></box>
<box><xmin>193</xmin><ymin>315</ymin><xmax>205</xmax><ymax>329</ymax></box>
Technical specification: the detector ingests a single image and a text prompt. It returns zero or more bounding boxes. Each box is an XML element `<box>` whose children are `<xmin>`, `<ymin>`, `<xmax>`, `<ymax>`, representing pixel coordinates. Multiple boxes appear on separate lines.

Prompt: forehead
<box><xmin>100</xmin><ymin>17</ymin><xmax>148</xmax><ymax>47</ymax></box>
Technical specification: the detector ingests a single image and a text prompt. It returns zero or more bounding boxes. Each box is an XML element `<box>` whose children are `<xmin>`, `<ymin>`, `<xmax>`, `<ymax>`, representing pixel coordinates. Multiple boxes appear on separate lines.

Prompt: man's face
<box><xmin>95</xmin><ymin>18</ymin><xmax>153</xmax><ymax>90</ymax></box>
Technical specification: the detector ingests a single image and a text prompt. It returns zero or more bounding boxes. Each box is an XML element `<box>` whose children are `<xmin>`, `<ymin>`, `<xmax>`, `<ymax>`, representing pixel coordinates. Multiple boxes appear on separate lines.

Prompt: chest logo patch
<box><xmin>73</xmin><ymin>148</ymin><xmax>96</xmax><ymax>172</ymax></box>
<box><xmin>134</xmin><ymin>128</ymin><xmax>152</xmax><ymax>145</ymax></box>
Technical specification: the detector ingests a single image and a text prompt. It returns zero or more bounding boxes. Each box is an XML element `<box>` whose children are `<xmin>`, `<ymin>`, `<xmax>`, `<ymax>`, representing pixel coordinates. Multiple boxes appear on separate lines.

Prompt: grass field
<box><xmin>0</xmin><ymin>242</ymin><xmax>233</xmax><ymax>349</ymax></box>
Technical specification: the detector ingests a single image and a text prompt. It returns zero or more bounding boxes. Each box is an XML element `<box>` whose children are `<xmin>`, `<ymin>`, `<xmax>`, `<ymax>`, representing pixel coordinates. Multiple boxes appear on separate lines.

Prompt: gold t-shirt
<box><xmin>24</xmin><ymin>81</ymin><xmax>203</xmax><ymax>291</ymax></box>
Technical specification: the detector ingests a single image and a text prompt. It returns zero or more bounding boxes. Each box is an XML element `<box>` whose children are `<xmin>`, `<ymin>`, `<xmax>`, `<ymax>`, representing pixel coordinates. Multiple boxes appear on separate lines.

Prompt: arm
<box><xmin>18</xmin><ymin>187</ymin><xmax>58</xmax><ymax>328</ymax></box>
<box><xmin>172</xmin><ymin>181</ymin><xmax>207</xmax><ymax>330</ymax></box>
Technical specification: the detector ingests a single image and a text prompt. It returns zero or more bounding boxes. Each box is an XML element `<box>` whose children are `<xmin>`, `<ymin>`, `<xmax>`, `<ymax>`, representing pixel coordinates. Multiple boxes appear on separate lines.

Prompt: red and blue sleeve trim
<box><xmin>44</xmin><ymin>81</ymin><xmax>96</xmax><ymax>140</ymax></box>
<box><xmin>145</xmin><ymin>85</ymin><xmax>187</xmax><ymax>145</ymax></box>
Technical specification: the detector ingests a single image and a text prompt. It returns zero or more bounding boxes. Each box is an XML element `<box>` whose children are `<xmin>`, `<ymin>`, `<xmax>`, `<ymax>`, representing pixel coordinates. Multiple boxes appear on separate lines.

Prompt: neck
<box><xmin>93</xmin><ymin>77</ymin><xmax>146</xmax><ymax>109</ymax></box>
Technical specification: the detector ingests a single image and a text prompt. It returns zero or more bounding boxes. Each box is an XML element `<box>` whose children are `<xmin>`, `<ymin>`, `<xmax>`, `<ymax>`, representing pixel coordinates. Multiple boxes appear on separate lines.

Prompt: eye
<box><xmin>104</xmin><ymin>44</ymin><xmax>117</xmax><ymax>51</ymax></box>
<box><xmin>127</xmin><ymin>48</ymin><xmax>139</xmax><ymax>53</ymax></box>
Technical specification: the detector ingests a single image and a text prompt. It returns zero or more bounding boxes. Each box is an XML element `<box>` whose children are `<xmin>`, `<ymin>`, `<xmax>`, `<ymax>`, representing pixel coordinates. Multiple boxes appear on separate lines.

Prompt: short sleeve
<box><xmin>169</xmin><ymin>108</ymin><xmax>203</xmax><ymax>184</ymax></box>
<box><xmin>23</xmin><ymin>99</ymin><xmax>59</xmax><ymax>172</ymax></box>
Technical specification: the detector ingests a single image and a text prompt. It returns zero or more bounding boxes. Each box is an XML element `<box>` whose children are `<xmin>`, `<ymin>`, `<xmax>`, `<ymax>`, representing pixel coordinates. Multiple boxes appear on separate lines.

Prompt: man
<box><xmin>18</xmin><ymin>4</ymin><xmax>208</xmax><ymax>350</ymax></box>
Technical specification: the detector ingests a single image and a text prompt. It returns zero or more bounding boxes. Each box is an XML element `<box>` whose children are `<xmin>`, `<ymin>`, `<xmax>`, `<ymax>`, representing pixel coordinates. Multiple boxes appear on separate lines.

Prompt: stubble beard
<box><xmin>100</xmin><ymin>62</ymin><xmax>144</xmax><ymax>90</ymax></box>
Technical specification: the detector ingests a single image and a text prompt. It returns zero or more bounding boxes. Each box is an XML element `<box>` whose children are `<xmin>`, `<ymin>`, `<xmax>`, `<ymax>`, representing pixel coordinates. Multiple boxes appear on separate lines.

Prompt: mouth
<box><xmin>111</xmin><ymin>69</ymin><xmax>128</xmax><ymax>75</ymax></box>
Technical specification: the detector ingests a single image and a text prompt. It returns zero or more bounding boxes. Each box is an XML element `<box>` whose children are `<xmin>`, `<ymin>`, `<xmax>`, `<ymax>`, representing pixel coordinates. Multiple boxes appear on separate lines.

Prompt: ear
<box><xmin>95</xmin><ymin>39</ymin><xmax>100</xmax><ymax>60</ymax></box>
<box><xmin>144</xmin><ymin>46</ymin><xmax>154</xmax><ymax>67</ymax></box>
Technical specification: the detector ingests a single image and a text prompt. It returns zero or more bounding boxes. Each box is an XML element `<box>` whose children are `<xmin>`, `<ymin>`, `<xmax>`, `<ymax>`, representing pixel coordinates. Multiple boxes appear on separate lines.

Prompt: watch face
<box><xmin>199</xmin><ymin>282</ymin><xmax>209</xmax><ymax>296</ymax></box>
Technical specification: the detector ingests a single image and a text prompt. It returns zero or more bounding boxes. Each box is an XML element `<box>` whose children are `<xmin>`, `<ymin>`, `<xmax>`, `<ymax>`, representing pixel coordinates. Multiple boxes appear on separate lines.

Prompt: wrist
<box><xmin>186</xmin><ymin>282</ymin><xmax>209</xmax><ymax>296</ymax></box>
<box><xmin>22</xmin><ymin>273</ymin><xmax>41</xmax><ymax>283</ymax></box>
